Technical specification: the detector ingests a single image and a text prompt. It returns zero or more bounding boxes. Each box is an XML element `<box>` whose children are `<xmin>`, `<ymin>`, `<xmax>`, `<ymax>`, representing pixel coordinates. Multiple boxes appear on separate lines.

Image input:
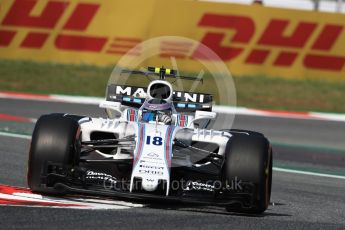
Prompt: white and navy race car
<box><xmin>27</xmin><ymin>67</ymin><xmax>273</xmax><ymax>213</ymax></box>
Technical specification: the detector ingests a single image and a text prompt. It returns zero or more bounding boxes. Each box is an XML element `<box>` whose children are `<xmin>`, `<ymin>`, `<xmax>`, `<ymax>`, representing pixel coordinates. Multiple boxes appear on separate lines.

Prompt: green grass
<box><xmin>235</xmin><ymin>75</ymin><xmax>345</xmax><ymax>113</ymax></box>
<box><xmin>1</xmin><ymin>59</ymin><xmax>345</xmax><ymax>113</ymax></box>
<box><xmin>0</xmin><ymin>60</ymin><xmax>111</xmax><ymax>97</ymax></box>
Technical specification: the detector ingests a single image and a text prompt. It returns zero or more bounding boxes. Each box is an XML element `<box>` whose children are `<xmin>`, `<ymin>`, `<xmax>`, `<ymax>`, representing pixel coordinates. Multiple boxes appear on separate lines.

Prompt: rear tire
<box><xmin>223</xmin><ymin>131</ymin><xmax>272</xmax><ymax>214</ymax></box>
<box><xmin>27</xmin><ymin>114</ymin><xmax>81</xmax><ymax>194</ymax></box>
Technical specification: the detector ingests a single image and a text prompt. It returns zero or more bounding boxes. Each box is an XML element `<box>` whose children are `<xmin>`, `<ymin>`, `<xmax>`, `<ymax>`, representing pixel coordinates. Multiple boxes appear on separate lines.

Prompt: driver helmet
<box><xmin>141</xmin><ymin>99</ymin><xmax>172</xmax><ymax>122</ymax></box>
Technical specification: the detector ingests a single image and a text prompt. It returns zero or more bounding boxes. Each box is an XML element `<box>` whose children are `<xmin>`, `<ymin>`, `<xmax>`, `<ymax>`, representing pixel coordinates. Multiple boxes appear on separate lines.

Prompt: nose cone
<box><xmin>141</xmin><ymin>178</ymin><xmax>159</xmax><ymax>192</ymax></box>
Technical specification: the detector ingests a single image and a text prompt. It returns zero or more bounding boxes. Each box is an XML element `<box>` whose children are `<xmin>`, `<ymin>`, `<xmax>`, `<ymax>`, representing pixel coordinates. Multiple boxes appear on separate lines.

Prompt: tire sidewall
<box><xmin>27</xmin><ymin>114</ymin><xmax>81</xmax><ymax>193</ymax></box>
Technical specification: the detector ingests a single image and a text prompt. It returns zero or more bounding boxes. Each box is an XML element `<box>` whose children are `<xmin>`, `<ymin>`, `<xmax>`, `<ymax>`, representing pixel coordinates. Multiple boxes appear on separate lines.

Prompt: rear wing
<box><xmin>106</xmin><ymin>84</ymin><xmax>213</xmax><ymax>112</ymax></box>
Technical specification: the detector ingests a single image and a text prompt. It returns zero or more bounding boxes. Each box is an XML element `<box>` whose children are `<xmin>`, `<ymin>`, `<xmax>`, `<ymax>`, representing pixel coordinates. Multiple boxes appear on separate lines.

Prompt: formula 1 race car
<box><xmin>27</xmin><ymin>67</ymin><xmax>273</xmax><ymax>213</ymax></box>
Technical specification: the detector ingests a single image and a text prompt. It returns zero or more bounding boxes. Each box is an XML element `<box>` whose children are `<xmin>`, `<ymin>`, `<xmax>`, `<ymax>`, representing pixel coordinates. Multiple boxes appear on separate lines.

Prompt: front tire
<box><xmin>27</xmin><ymin>114</ymin><xmax>81</xmax><ymax>194</ymax></box>
<box><xmin>223</xmin><ymin>130</ymin><xmax>273</xmax><ymax>214</ymax></box>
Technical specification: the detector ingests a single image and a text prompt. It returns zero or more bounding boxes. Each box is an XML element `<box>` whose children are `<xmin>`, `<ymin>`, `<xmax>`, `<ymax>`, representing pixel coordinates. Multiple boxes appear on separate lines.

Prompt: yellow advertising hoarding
<box><xmin>0</xmin><ymin>0</ymin><xmax>344</xmax><ymax>80</ymax></box>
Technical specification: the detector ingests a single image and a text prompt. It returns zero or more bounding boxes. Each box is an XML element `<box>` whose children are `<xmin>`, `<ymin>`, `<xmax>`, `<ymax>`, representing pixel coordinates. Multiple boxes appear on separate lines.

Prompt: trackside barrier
<box><xmin>0</xmin><ymin>0</ymin><xmax>344</xmax><ymax>80</ymax></box>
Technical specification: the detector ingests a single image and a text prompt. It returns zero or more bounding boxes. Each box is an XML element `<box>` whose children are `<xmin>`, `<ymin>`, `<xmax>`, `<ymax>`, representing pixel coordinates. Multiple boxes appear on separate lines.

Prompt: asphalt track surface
<box><xmin>0</xmin><ymin>98</ymin><xmax>344</xmax><ymax>229</ymax></box>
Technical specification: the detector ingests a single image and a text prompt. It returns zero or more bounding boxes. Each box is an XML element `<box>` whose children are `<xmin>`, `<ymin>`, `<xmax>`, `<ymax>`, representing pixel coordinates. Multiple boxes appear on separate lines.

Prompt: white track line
<box><xmin>50</xmin><ymin>94</ymin><xmax>105</xmax><ymax>105</ymax></box>
<box><xmin>213</xmin><ymin>106</ymin><xmax>345</xmax><ymax>122</ymax></box>
<box><xmin>0</xmin><ymin>131</ymin><xmax>31</xmax><ymax>140</ymax></box>
<box><xmin>273</xmin><ymin>167</ymin><xmax>345</xmax><ymax>180</ymax></box>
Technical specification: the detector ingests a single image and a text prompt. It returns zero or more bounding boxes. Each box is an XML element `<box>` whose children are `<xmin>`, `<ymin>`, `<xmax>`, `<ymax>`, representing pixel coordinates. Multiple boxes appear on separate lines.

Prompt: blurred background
<box><xmin>0</xmin><ymin>0</ymin><xmax>344</xmax><ymax>113</ymax></box>
<box><xmin>212</xmin><ymin>0</ymin><xmax>345</xmax><ymax>13</ymax></box>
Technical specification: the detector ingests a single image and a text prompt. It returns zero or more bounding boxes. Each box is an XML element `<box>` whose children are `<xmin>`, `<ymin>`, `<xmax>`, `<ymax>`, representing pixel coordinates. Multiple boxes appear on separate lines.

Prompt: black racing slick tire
<box><xmin>27</xmin><ymin>114</ymin><xmax>81</xmax><ymax>194</ymax></box>
<box><xmin>223</xmin><ymin>130</ymin><xmax>273</xmax><ymax>214</ymax></box>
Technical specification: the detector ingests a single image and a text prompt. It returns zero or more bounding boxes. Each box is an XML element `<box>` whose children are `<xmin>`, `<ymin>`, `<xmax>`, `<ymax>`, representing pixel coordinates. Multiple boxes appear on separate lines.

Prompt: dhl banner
<box><xmin>0</xmin><ymin>0</ymin><xmax>345</xmax><ymax>80</ymax></box>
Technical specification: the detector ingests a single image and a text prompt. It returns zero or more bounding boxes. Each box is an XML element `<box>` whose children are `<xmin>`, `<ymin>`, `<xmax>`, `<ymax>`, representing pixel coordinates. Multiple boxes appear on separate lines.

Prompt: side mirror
<box><xmin>194</xmin><ymin>110</ymin><xmax>216</xmax><ymax>120</ymax></box>
<box><xmin>192</xmin><ymin>110</ymin><xmax>216</xmax><ymax>128</ymax></box>
<box><xmin>99</xmin><ymin>101</ymin><xmax>122</xmax><ymax>118</ymax></box>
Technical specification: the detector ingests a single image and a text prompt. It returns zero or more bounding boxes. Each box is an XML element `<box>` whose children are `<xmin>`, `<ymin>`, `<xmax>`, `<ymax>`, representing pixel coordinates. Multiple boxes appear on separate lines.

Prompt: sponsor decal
<box><xmin>147</xmin><ymin>152</ymin><xmax>160</xmax><ymax>158</ymax></box>
<box><xmin>138</xmin><ymin>165</ymin><xmax>164</xmax><ymax>175</ymax></box>
<box><xmin>185</xmin><ymin>181</ymin><xmax>215</xmax><ymax>192</ymax></box>
<box><xmin>138</xmin><ymin>169</ymin><xmax>164</xmax><ymax>175</ymax></box>
<box><xmin>182</xmin><ymin>178</ymin><xmax>243</xmax><ymax>192</ymax></box>
<box><xmin>85</xmin><ymin>170</ymin><xmax>118</xmax><ymax>185</ymax></box>
<box><xmin>112</xmin><ymin>85</ymin><xmax>208</xmax><ymax>103</ymax></box>
<box><xmin>139</xmin><ymin>165</ymin><xmax>164</xmax><ymax>170</ymax></box>
<box><xmin>116</xmin><ymin>86</ymin><xmax>146</xmax><ymax>98</ymax></box>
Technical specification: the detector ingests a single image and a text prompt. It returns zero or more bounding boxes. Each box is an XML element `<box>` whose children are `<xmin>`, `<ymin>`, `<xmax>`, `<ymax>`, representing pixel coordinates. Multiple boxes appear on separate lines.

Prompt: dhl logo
<box><xmin>193</xmin><ymin>14</ymin><xmax>345</xmax><ymax>72</ymax></box>
<box><xmin>161</xmin><ymin>14</ymin><xmax>345</xmax><ymax>72</ymax></box>
<box><xmin>0</xmin><ymin>0</ymin><xmax>142</xmax><ymax>55</ymax></box>
<box><xmin>0</xmin><ymin>0</ymin><xmax>344</xmax><ymax>73</ymax></box>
